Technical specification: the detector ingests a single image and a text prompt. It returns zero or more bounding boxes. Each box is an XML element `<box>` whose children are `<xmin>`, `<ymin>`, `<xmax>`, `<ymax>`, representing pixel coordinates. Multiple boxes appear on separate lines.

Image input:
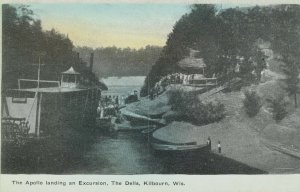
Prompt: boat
<box><xmin>2</xmin><ymin>66</ymin><xmax>101</xmax><ymax>139</ymax></box>
<box><xmin>96</xmin><ymin>117</ymin><xmax>113</xmax><ymax>130</ymax></box>
<box><xmin>140</xmin><ymin>125</ymin><xmax>158</xmax><ymax>135</ymax></box>
<box><xmin>1</xmin><ymin>65</ymin><xmax>103</xmax><ymax>172</ymax></box>
<box><xmin>151</xmin><ymin>141</ymin><xmax>207</xmax><ymax>151</ymax></box>
<box><xmin>120</xmin><ymin>109</ymin><xmax>165</xmax><ymax>126</ymax></box>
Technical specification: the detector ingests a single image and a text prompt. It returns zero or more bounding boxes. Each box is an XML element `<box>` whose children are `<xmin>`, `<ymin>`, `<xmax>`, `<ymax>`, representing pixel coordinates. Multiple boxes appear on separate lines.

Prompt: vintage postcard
<box><xmin>1</xmin><ymin>0</ymin><xmax>300</xmax><ymax>191</ymax></box>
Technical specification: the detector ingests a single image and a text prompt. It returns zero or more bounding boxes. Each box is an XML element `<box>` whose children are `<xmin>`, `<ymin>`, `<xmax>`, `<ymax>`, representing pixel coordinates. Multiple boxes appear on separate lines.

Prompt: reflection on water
<box><xmin>2</xmin><ymin>129</ymin><xmax>266</xmax><ymax>174</ymax></box>
<box><xmin>64</xmin><ymin>131</ymin><xmax>266</xmax><ymax>174</ymax></box>
<box><xmin>65</xmin><ymin>131</ymin><xmax>165</xmax><ymax>174</ymax></box>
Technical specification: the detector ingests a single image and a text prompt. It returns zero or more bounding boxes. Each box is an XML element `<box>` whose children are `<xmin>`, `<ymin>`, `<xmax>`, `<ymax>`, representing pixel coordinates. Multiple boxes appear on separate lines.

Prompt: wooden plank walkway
<box><xmin>261</xmin><ymin>138</ymin><xmax>300</xmax><ymax>160</ymax></box>
<box><xmin>198</xmin><ymin>85</ymin><xmax>227</xmax><ymax>100</ymax></box>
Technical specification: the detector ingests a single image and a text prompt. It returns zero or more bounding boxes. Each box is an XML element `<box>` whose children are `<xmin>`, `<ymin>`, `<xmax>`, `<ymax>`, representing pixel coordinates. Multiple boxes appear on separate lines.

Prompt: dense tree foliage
<box><xmin>2</xmin><ymin>4</ymin><xmax>103</xmax><ymax>90</ymax></box>
<box><xmin>270</xmin><ymin>5</ymin><xmax>300</xmax><ymax>107</ymax></box>
<box><xmin>74</xmin><ymin>45</ymin><xmax>162</xmax><ymax>78</ymax></box>
<box><xmin>141</xmin><ymin>5</ymin><xmax>300</xmax><ymax>98</ymax></box>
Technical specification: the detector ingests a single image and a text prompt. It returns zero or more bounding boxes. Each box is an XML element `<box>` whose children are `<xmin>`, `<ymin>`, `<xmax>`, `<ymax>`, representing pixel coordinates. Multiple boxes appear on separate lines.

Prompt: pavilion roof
<box><xmin>61</xmin><ymin>67</ymin><xmax>80</xmax><ymax>75</ymax></box>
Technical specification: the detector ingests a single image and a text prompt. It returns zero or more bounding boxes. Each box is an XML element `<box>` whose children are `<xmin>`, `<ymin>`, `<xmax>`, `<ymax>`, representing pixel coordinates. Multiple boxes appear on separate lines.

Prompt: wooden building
<box><xmin>177</xmin><ymin>49</ymin><xmax>217</xmax><ymax>87</ymax></box>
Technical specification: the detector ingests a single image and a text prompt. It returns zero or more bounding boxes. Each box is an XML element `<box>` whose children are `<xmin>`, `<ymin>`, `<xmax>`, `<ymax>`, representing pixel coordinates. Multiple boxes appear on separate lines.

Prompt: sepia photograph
<box><xmin>1</xmin><ymin>0</ymin><xmax>300</xmax><ymax>191</ymax></box>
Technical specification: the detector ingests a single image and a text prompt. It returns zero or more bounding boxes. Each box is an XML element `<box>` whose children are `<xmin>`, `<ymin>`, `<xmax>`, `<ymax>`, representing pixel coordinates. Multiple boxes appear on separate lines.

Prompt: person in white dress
<box><xmin>218</xmin><ymin>141</ymin><xmax>221</xmax><ymax>153</ymax></box>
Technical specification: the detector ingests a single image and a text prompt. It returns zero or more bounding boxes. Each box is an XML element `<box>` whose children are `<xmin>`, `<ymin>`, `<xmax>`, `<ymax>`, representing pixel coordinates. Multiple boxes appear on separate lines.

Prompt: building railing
<box><xmin>188</xmin><ymin>77</ymin><xmax>218</xmax><ymax>87</ymax></box>
<box><xmin>1</xmin><ymin>117</ymin><xmax>30</xmax><ymax>141</ymax></box>
<box><xmin>18</xmin><ymin>79</ymin><xmax>60</xmax><ymax>89</ymax></box>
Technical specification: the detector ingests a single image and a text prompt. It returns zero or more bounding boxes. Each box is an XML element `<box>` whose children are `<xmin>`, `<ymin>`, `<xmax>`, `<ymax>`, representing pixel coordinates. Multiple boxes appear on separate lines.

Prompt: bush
<box><xmin>243</xmin><ymin>90</ymin><xmax>262</xmax><ymax>117</ymax></box>
<box><xmin>267</xmin><ymin>96</ymin><xmax>288</xmax><ymax>122</ymax></box>
<box><xmin>185</xmin><ymin>100</ymin><xmax>225</xmax><ymax>125</ymax></box>
<box><xmin>167</xmin><ymin>89</ymin><xmax>184</xmax><ymax>110</ymax></box>
<box><xmin>167</xmin><ymin>90</ymin><xmax>226</xmax><ymax>125</ymax></box>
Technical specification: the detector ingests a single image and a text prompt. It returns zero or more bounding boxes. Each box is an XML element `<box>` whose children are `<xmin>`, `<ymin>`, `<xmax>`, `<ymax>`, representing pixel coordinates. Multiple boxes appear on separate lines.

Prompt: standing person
<box><xmin>133</xmin><ymin>90</ymin><xmax>138</xmax><ymax>101</ymax></box>
<box><xmin>207</xmin><ymin>137</ymin><xmax>211</xmax><ymax>151</ymax></box>
<box><xmin>97</xmin><ymin>103</ymin><xmax>101</xmax><ymax>117</ymax></box>
<box><xmin>149</xmin><ymin>89</ymin><xmax>154</xmax><ymax>100</ymax></box>
<box><xmin>115</xmin><ymin>96</ymin><xmax>119</xmax><ymax>106</ymax></box>
<box><xmin>218</xmin><ymin>141</ymin><xmax>221</xmax><ymax>153</ymax></box>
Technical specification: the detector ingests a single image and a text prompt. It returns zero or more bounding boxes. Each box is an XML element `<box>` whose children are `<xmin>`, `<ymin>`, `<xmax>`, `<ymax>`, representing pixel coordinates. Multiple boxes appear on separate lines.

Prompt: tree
<box><xmin>281</xmin><ymin>60</ymin><xmax>299</xmax><ymax>108</ymax></box>
<box><xmin>141</xmin><ymin>5</ymin><xmax>218</xmax><ymax>96</ymax></box>
<box><xmin>243</xmin><ymin>90</ymin><xmax>262</xmax><ymax>117</ymax></box>
<box><xmin>142</xmin><ymin>4</ymin><xmax>297</xmax><ymax>98</ymax></box>
<box><xmin>271</xmin><ymin>5</ymin><xmax>300</xmax><ymax>108</ymax></box>
<box><xmin>2</xmin><ymin>4</ymin><xmax>101</xmax><ymax>90</ymax></box>
<box><xmin>74</xmin><ymin>45</ymin><xmax>162</xmax><ymax>78</ymax></box>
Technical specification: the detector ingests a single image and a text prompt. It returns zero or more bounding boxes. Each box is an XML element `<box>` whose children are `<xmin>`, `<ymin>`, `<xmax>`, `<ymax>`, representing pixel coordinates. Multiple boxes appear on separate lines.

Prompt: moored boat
<box><xmin>151</xmin><ymin>141</ymin><xmax>207</xmax><ymax>151</ymax></box>
<box><xmin>120</xmin><ymin>109</ymin><xmax>165</xmax><ymax>126</ymax></box>
<box><xmin>1</xmin><ymin>66</ymin><xmax>103</xmax><ymax>173</ymax></box>
<box><xmin>2</xmin><ymin>67</ymin><xmax>101</xmax><ymax>139</ymax></box>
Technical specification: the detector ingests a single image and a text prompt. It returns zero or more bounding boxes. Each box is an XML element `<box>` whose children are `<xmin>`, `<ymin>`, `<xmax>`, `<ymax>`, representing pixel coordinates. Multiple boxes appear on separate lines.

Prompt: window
<box><xmin>7</xmin><ymin>90</ymin><xmax>35</xmax><ymax>103</ymax></box>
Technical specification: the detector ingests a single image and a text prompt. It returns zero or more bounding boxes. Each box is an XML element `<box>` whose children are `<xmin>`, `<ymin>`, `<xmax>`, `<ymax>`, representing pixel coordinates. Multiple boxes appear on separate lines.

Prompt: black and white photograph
<box><xmin>1</xmin><ymin>0</ymin><xmax>300</xmax><ymax>191</ymax></box>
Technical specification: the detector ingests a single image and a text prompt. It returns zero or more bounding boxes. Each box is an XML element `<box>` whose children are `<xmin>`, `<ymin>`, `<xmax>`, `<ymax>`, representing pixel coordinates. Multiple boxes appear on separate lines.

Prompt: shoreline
<box><xmin>122</xmin><ymin>88</ymin><xmax>300</xmax><ymax>174</ymax></box>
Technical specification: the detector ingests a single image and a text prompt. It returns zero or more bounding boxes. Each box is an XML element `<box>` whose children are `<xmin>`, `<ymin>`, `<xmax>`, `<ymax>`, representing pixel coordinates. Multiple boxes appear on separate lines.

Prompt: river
<box><xmin>63</xmin><ymin>76</ymin><xmax>265</xmax><ymax>174</ymax></box>
<box><xmin>2</xmin><ymin>76</ymin><xmax>265</xmax><ymax>174</ymax></box>
<box><xmin>62</xmin><ymin>130</ymin><xmax>265</xmax><ymax>174</ymax></box>
<box><xmin>3</xmin><ymin>129</ymin><xmax>266</xmax><ymax>174</ymax></box>
<box><xmin>64</xmin><ymin>131</ymin><xmax>164</xmax><ymax>174</ymax></box>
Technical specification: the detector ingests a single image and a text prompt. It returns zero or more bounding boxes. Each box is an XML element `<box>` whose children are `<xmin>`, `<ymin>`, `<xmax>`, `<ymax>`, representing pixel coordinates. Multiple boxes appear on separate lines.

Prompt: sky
<box><xmin>29</xmin><ymin>3</ymin><xmax>251</xmax><ymax>49</ymax></box>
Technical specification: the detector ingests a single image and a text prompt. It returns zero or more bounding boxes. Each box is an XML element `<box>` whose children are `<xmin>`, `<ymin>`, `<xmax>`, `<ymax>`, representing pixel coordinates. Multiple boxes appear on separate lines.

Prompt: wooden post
<box><xmin>35</xmin><ymin>92</ymin><xmax>43</xmax><ymax>137</ymax></box>
<box><xmin>37</xmin><ymin>56</ymin><xmax>41</xmax><ymax>88</ymax></box>
<box><xmin>61</xmin><ymin>74</ymin><xmax>63</xmax><ymax>84</ymax></box>
<box><xmin>2</xmin><ymin>96</ymin><xmax>10</xmax><ymax>117</ymax></box>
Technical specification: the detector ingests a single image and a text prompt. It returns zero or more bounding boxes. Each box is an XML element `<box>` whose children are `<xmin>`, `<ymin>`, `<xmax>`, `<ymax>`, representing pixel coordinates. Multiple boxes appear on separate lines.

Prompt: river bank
<box><xmin>123</xmin><ymin>84</ymin><xmax>300</xmax><ymax>174</ymax></box>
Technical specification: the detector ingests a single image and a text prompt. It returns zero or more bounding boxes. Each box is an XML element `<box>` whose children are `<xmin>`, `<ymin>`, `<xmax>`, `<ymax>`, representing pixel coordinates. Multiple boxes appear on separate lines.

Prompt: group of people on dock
<box><xmin>150</xmin><ymin>73</ymin><xmax>204</xmax><ymax>100</ymax></box>
<box><xmin>207</xmin><ymin>137</ymin><xmax>221</xmax><ymax>154</ymax></box>
<box><xmin>97</xmin><ymin>90</ymin><xmax>139</xmax><ymax>119</ymax></box>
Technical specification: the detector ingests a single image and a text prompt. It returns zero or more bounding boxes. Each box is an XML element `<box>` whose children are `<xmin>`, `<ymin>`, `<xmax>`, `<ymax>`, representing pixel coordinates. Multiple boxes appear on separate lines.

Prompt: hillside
<box><xmin>124</xmin><ymin>52</ymin><xmax>300</xmax><ymax>173</ymax></box>
<box><xmin>124</xmin><ymin>80</ymin><xmax>300</xmax><ymax>173</ymax></box>
<box><xmin>141</xmin><ymin>5</ymin><xmax>300</xmax><ymax>96</ymax></box>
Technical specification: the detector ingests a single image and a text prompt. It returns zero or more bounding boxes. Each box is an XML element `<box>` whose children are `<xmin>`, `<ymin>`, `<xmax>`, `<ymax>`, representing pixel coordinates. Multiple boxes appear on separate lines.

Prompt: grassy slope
<box><xmin>152</xmin><ymin>89</ymin><xmax>300</xmax><ymax>173</ymax></box>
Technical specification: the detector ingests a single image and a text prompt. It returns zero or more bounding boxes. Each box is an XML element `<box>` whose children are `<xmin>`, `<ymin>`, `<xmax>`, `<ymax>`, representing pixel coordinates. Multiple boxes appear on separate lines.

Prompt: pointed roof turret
<box><xmin>62</xmin><ymin>67</ymin><xmax>80</xmax><ymax>75</ymax></box>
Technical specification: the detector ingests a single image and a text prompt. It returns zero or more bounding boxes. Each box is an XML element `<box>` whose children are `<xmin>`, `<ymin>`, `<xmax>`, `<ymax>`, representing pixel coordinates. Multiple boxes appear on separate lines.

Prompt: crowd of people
<box><xmin>97</xmin><ymin>90</ymin><xmax>139</xmax><ymax>118</ymax></box>
<box><xmin>97</xmin><ymin>96</ymin><xmax>118</xmax><ymax>118</ymax></box>
<box><xmin>149</xmin><ymin>72</ymin><xmax>208</xmax><ymax>99</ymax></box>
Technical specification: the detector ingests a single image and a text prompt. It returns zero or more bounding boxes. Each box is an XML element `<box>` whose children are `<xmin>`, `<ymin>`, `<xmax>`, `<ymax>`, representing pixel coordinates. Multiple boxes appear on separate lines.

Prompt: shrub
<box><xmin>167</xmin><ymin>90</ymin><xmax>226</xmax><ymax>125</ymax></box>
<box><xmin>267</xmin><ymin>96</ymin><xmax>288</xmax><ymax>122</ymax></box>
<box><xmin>243</xmin><ymin>90</ymin><xmax>262</xmax><ymax>117</ymax></box>
<box><xmin>167</xmin><ymin>89</ymin><xmax>185</xmax><ymax>111</ymax></box>
<box><xmin>185</xmin><ymin>100</ymin><xmax>225</xmax><ymax>125</ymax></box>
